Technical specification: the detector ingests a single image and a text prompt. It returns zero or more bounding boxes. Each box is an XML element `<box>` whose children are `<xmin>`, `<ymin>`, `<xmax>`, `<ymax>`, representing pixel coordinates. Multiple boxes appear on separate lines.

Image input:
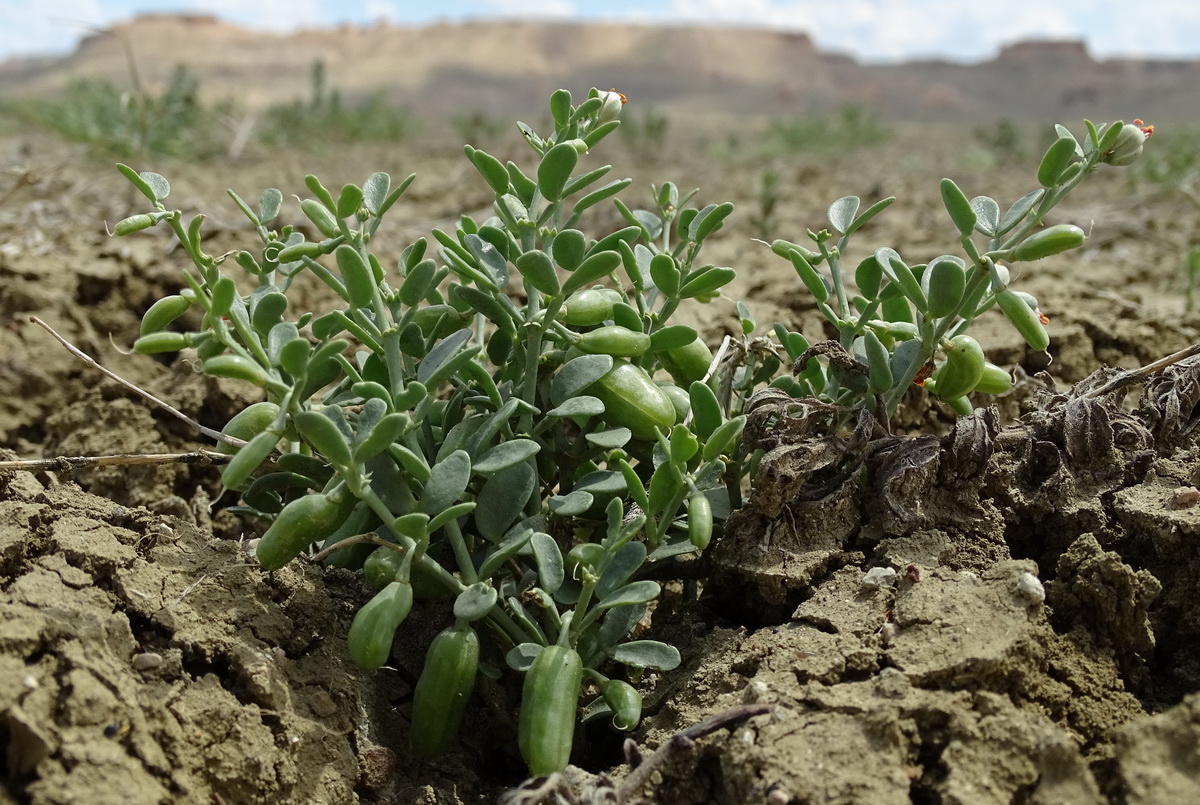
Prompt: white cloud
<box><xmin>657</xmin><ymin>0</ymin><xmax>1089</xmax><ymax>61</ymax></box>
<box><xmin>482</xmin><ymin>0</ymin><xmax>576</xmax><ymax>16</ymax></box>
<box><xmin>363</xmin><ymin>2</ymin><xmax>401</xmax><ymax>23</ymax></box>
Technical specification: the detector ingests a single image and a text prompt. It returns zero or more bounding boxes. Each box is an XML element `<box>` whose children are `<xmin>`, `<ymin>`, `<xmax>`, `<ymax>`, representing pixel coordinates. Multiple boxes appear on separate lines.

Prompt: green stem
<box><xmin>444</xmin><ymin>519</ymin><xmax>479</xmax><ymax>585</ymax></box>
<box><xmin>818</xmin><ymin>240</ymin><xmax>850</xmax><ymax>320</ymax></box>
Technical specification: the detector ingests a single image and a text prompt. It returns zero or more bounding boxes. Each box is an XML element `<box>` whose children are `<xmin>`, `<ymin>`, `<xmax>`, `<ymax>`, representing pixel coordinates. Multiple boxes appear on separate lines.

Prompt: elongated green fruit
<box><xmin>588</xmin><ymin>361</ymin><xmax>676</xmax><ymax>440</ymax></box>
<box><xmin>688</xmin><ymin>494</ymin><xmax>713</xmax><ymax>550</ymax></box>
<box><xmin>255</xmin><ymin>489</ymin><xmax>356</xmax><ymax>570</ymax></box>
<box><xmin>133</xmin><ymin>332</ymin><xmax>190</xmax><ymax>354</ymax></box>
<box><xmin>575</xmin><ymin>325</ymin><xmax>650</xmax><ymax>358</ymax></box>
<box><xmin>411</xmin><ymin>625</ymin><xmax>480</xmax><ymax>758</ymax></box>
<box><xmin>996</xmin><ymin>288</ymin><xmax>1050</xmax><ymax>351</ymax></box>
<box><xmin>301</xmin><ymin>198</ymin><xmax>341</xmax><ymax>238</ymax></box>
<box><xmin>519</xmin><ymin>645</ymin><xmax>583</xmax><ymax>775</ymax></box>
<box><xmin>140</xmin><ymin>295</ymin><xmax>191</xmax><ymax>336</ymax></box>
<box><xmin>974</xmin><ymin>362</ymin><xmax>1013</xmax><ymax>395</ymax></box>
<box><xmin>932</xmin><ymin>335</ymin><xmax>985</xmax><ymax>400</ymax></box>
<box><xmin>657</xmin><ymin>382</ymin><xmax>691</xmax><ymax>422</ymax></box>
<box><xmin>114</xmin><ymin>214</ymin><xmax>158</xmax><ymax>236</ymax></box>
<box><xmin>601</xmin><ymin>680</ymin><xmax>642</xmax><ymax>731</ymax></box>
<box><xmin>561</xmin><ymin>288</ymin><xmax>621</xmax><ymax>326</ymax></box>
<box><xmin>1011</xmin><ymin>224</ymin><xmax>1085</xmax><ymax>262</ymax></box>
<box><xmin>656</xmin><ymin>338</ymin><xmax>715</xmax><ymax>387</ymax></box>
<box><xmin>220</xmin><ymin>429</ymin><xmax>281</xmax><ymax>489</ymax></box>
<box><xmin>215</xmin><ymin>401</ymin><xmax>280</xmax><ymax>455</ymax></box>
<box><xmin>945</xmin><ymin>395</ymin><xmax>974</xmax><ymax>417</ymax></box>
<box><xmin>363</xmin><ymin>546</ymin><xmax>405</xmax><ymax>590</ymax></box>
<box><xmin>347</xmin><ymin>581</ymin><xmax>413</xmax><ymax>670</ymax></box>
<box><xmin>276</xmin><ymin>241</ymin><xmax>325</xmax><ymax>263</ymax></box>
<box><xmin>565</xmin><ymin>543</ymin><xmax>605</xmax><ymax>580</ymax></box>
<box><xmin>203</xmin><ymin>355</ymin><xmax>270</xmax><ymax>386</ymax></box>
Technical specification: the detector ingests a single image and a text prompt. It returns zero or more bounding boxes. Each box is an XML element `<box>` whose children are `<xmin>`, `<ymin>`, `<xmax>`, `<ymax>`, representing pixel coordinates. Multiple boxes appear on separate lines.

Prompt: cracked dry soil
<box><xmin>1</xmin><ymin>128</ymin><xmax>1199</xmax><ymax>804</ymax></box>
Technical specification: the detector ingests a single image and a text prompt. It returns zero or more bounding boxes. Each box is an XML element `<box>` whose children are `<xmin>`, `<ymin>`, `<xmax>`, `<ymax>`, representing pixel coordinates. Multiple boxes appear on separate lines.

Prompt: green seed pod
<box><xmin>575</xmin><ymin>325</ymin><xmax>651</xmax><ymax>358</ymax></box>
<box><xmin>945</xmin><ymin>395</ymin><xmax>974</xmax><ymax>417</ymax></box>
<box><xmin>923</xmin><ymin>257</ymin><xmax>967</xmax><ymax>319</ymax></box>
<box><xmin>566</xmin><ymin>543</ymin><xmax>605</xmax><ymax>580</ymax></box>
<box><xmin>113</xmin><ymin>214</ymin><xmax>158</xmax><ymax>236</ymax></box>
<box><xmin>657</xmin><ymin>382</ymin><xmax>691</xmax><ymax>422</ymax></box>
<box><xmin>140</xmin><ymin>295</ymin><xmax>192</xmax><ymax>336</ymax></box>
<box><xmin>996</xmin><ymin>288</ymin><xmax>1050</xmax><ymax>351</ymax></box>
<box><xmin>1103</xmin><ymin>122</ymin><xmax>1147</xmax><ymax>167</ymax></box>
<box><xmin>215</xmin><ymin>401</ymin><xmax>281</xmax><ymax>455</ymax></box>
<box><xmin>656</xmin><ymin>338</ymin><xmax>715</xmax><ymax>387</ymax></box>
<box><xmin>1010</xmin><ymin>224</ymin><xmax>1086</xmax><ymax>262</ymax></box>
<box><xmin>932</xmin><ymin>335</ymin><xmax>986</xmax><ymax>401</ymax></box>
<box><xmin>519</xmin><ymin>645</ymin><xmax>583</xmax><ymax>776</ymax></box>
<box><xmin>561</xmin><ymin>288</ymin><xmax>621</xmax><ymax>326</ymax></box>
<box><xmin>220</xmin><ymin>429</ymin><xmax>281</xmax><ymax>490</ymax></box>
<box><xmin>601</xmin><ymin>679</ymin><xmax>642</xmax><ymax>731</ymax></box>
<box><xmin>687</xmin><ymin>494</ymin><xmax>713</xmax><ymax>550</ymax></box>
<box><xmin>363</xmin><ymin>546</ymin><xmax>406</xmax><ymax>590</ymax></box>
<box><xmin>588</xmin><ymin>361</ymin><xmax>677</xmax><ymax>440</ymax></box>
<box><xmin>347</xmin><ymin>580</ymin><xmax>414</xmax><ymax>670</ymax></box>
<box><xmin>255</xmin><ymin>489</ymin><xmax>356</xmax><ymax>571</ymax></box>
<box><xmin>276</xmin><ymin>241</ymin><xmax>325</xmax><ymax>263</ymax></box>
<box><xmin>301</xmin><ymin>198</ymin><xmax>341</xmax><ymax>238</ymax></box>
<box><xmin>973</xmin><ymin>362</ymin><xmax>1013</xmax><ymax>395</ymax></box>
<box><xmin>203</xmin><ymin>355</ymin><xmax>270</xmax><ymax>387</ymax></box>
<box><xmin>133</xmin><ymin>332</ymin><xmax>190</xmax><ymax>354</ymax></box>
<box><xmin>410</xmin><ymin>625</ymin><xmax>480</xmax><ymax>758</ymax></box>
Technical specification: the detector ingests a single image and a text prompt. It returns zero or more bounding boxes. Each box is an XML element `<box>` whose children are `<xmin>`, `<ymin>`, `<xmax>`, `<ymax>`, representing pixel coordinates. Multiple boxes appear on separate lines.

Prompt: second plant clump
<box><xmin>115</xmin><ymin>88</ymin><xmax>1149</xmax><ymax>775</ymax></box>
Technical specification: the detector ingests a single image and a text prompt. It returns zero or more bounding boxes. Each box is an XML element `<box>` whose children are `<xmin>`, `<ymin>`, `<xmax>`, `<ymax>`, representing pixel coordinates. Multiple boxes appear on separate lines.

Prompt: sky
<box><xmin>4</xmin><ymin>1</ymin><xmax>1200</xmax><ymax>65</ymax></box>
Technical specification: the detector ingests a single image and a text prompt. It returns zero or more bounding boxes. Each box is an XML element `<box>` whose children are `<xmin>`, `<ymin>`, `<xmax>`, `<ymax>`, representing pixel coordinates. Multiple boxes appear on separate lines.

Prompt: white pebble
<box><xmin>862</xmin><ymin>566</ymin><xmax>898</xmax><ymax>590</ymax></box>
<box><xmin>1016</xmin><ymin>572</ymin><xmax>1045</xmax><ymax>606</ymax></box>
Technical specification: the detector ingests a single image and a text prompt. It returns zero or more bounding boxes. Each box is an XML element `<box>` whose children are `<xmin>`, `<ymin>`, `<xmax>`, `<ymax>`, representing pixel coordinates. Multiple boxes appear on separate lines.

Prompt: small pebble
<box><xmin>861</xmin><ymin>566</ymin><xmax>898</xmax><ymax>590</ymax></box>
<box><xmin>1171</xmin><ymin>486</ymin><xmax>1200</xmax><ymax>506</ymax></box>
<box><xmin>310</xmin><ymin>690</ymin><xmax>339</xmax><ymax>718</ymax></box>
<box><xmin>742</xmin><ymin>679</ymin><xmax>770</xmax><ymax>704</ymax></box>
<box><xmin>358</xmin><ymin>745</ymin><xmax>397</xmax><ymax>791</ymax></box>
<box><xmin>767</xmin><ymin>788</ymin><xmax>792</xmax><ymax>805</ymax></box>
<box><xmin>1016</xmin><ymin>572</ymin><xmax>1045</xmax><ymax>606</ymax></box>
<box><xmin>131</xmin><ymin>652</ymin><xmax>163</xmax><ymax>671</ymax></box>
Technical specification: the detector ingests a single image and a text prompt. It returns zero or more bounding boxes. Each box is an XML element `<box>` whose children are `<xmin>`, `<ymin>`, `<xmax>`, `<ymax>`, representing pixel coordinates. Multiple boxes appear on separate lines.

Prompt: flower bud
<box><xmin>1103</xmin><ymin>122</ymin><xmax>1148</xmax><ymax>167</ymax></box>
<box><xmin>597</xmin><ymin>89</ymin><xmax>626</xmax><ymax>125</ymax></box>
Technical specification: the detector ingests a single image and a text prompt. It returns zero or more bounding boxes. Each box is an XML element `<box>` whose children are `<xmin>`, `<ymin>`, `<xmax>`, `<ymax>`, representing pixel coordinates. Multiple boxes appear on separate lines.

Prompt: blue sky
<box><xmin>4</xmin><ymin>1</ymin><xmax>1200</xmax><ymax>64</ymax></box>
